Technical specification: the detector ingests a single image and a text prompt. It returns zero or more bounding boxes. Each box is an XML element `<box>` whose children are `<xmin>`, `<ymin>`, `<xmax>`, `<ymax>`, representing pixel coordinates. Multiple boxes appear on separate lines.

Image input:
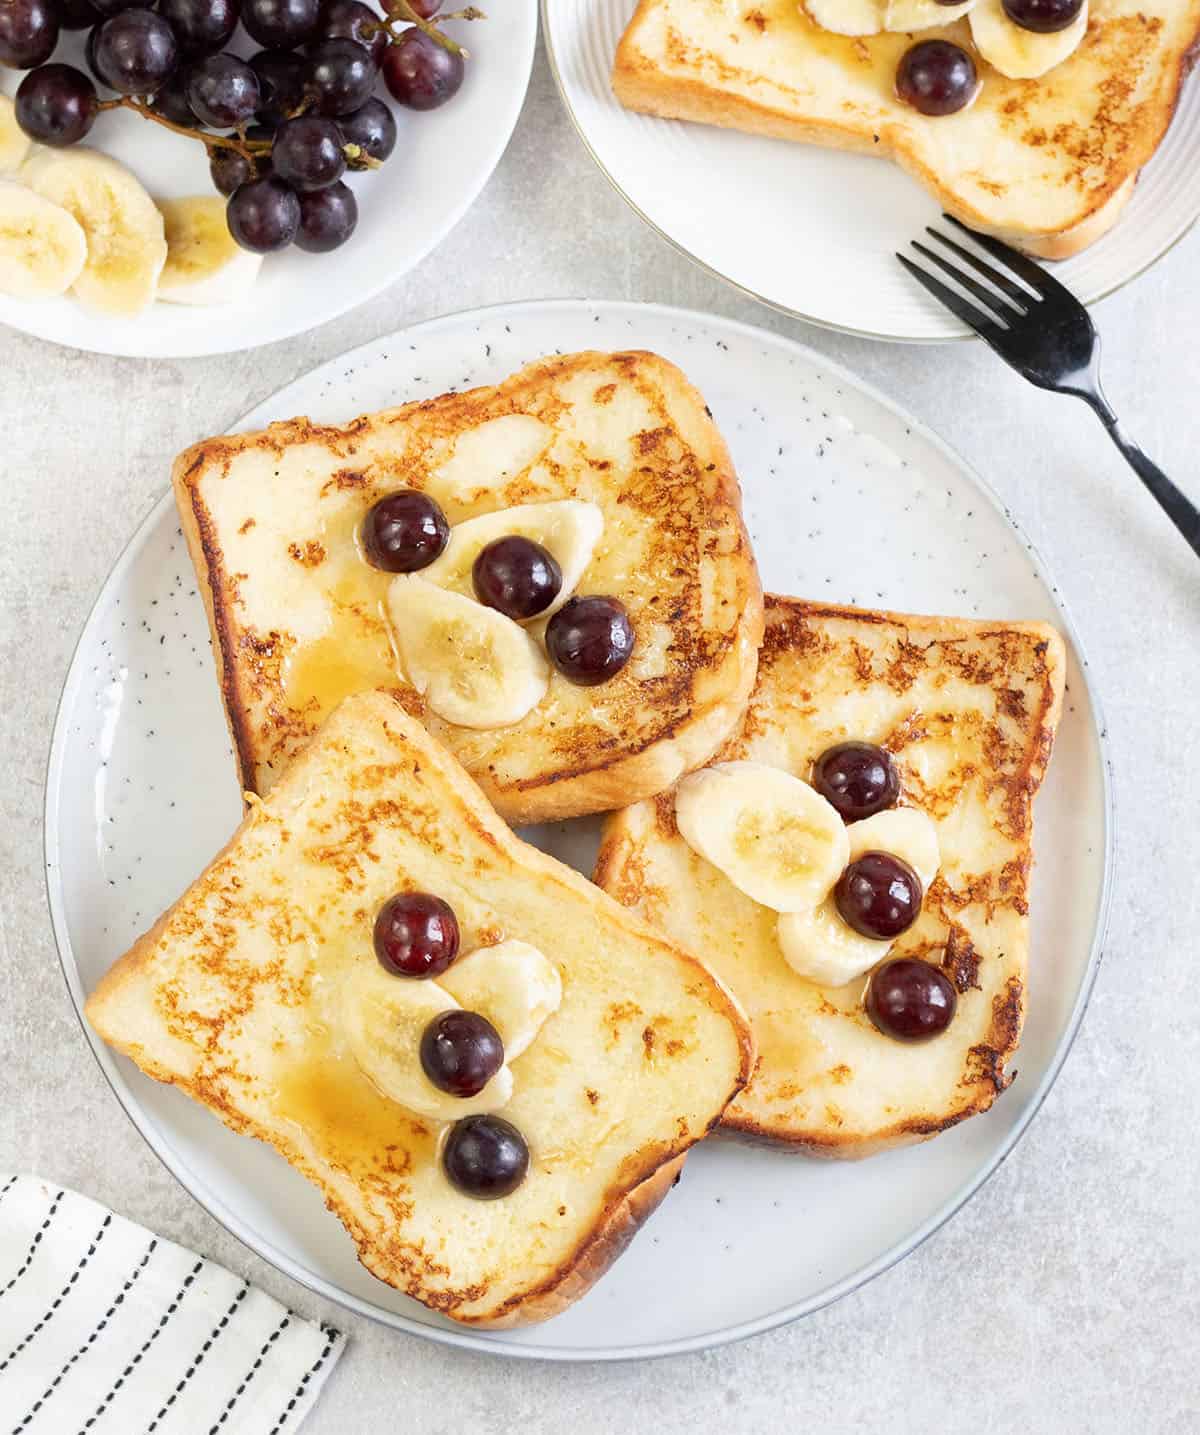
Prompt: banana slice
<box><xmin>341</xmin><ymin>961</ymin><xmax>514</xmax><ymax>1122</ymax></box>
<box><xmin>675</xmin><ymin>761</ymin><xmax>850</xmax><ymax>912</ymax></box>
<box><xmin>421</xmin><ymin>500</ymin><xmax>604</xmax><ymax>621</ymax></box>
<box><xmin>778</xmin><ymin>806</ymin><xmax>941</xmax><ymax>987</ymax></box>
<box><xmin>157</xmin><ymin>196</ymin><xmax>261</xmax><ymax>306</ymax></box>
<box><xmin>0</xmin><ymin>180</ymin><xmax>87</xmax><ymax>301</ymax></box>
<box><xmin>0</xmin><ymin>96</ymin><xmax>31</xmax><ymax>175</ymax></box>
<box><xmin>387</xmin><ymin>574</ymin><xmax>549</xmax><ymax>729</ymax></box>
<box><xmin>885</xmin><ymin>0</ymin><xmax>977</xmax><ymax>30</ymax></box>
<box><xmin>777</xmin><ymin>902</ymin><xmax>891</xmax><ymax>988</ymax></box>
<box><xmin>440</xmin><ymin>940</ymin><xmax>562</xmax><ymax>1062</ymax></box>
<box><xmin>803</xmin><ymin>0</ymin><xmax>885</xmax><ymax>35</ymax></box>
<box><xmin>969</xmin><ymin>0</ymin><xmax>1087</xmax><ymax>79</ymax></box>
<box><xmin>846</xmin><ymin>806</ymin><xmax>940</xmax><ymax>888</ymax></box>
<box><xmin>21</xmin><ymin>148</ymin><xmax>166</xmax><ymax>316</ymax></box>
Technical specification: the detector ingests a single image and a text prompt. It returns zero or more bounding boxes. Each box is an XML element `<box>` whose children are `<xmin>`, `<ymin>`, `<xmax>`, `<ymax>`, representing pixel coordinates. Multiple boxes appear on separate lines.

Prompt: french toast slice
<box><xmin>613</xmin><ymin>0</ymin><xmax>1200</xmax><ymax>257</ymax></box>
<box><xmin>85</xmin><ymin>691</ymin><xmax>753</xmax><ymax>1326</ymax></box>
<box><xmin>174</xmin><ymin>350</ymin><xmax>763</xmax><ymax>824</ymax></box>
<box><xmin>595</xmin><ymin>597</ymin><xmax>1065</xmax><ymax>1157</ymax></box>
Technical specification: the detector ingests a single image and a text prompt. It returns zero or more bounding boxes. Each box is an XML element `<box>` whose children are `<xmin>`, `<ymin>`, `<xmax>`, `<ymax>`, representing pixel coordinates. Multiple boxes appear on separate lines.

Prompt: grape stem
<box><xmin>368</xmin><ymin>1</ymin><xmax>485</xmax><ymax>58</ymax></box>
<box><xmin>97</xmin><ymin>96</ymin><xmax>271</xmax><ymax>163</ymax></box>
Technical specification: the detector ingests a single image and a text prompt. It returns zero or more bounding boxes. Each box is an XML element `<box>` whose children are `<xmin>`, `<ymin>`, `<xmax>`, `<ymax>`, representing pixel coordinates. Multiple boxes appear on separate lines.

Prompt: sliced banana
<box><xmin>387</xmin><ymin>574</ymin><xmax>549</xmax><ymax>729</ymax></box>
<box><xmin>803</xmin><ymin>0</ymin><xmax>885</xmax><ymax>35</ymax></box>
<box><xmin>341</xmin><ymin>961</ymin><xmax>514</xmax><ymax>1122</ymax></box>
<box><xmin>885</xmin><ymin>0</ymin><xmax>977</xmax><ymax>30</ymax></box>
<box><xmin>0</xmin><ymin>180</ymin><xmax>87</xmax><ymax>301</ymax></box>
<box><xmin>440</xmin><ymin>940</ymin><xmax>561</xmax><ymax>1062</ymax></box>
<box><xmin>777</xmin><ymin>902</ymin><xmax>891</xmax><ymax>988</ymax></box>
<box><xmin>846</xmin><ymin>806</ymin><xmax>940</xmax><ymax>889</ymax></box>
<box><xmin>969</xmin><ymin>0</ymin><xmax>1087</xmax><ymax>79</ymax></box>
<box><xmin>0</xmin><ymin>96</ymin><xmax>31</xmax><ymax>175</ymax></box>
<box><xmin>157</xmin><ymin>196</ymin><xmax>261</xmax><ymax>306</ymax></box>
<box><xmin>675</xmin><ymin>761</ymin><xmax>850</xmax><ymax>913</ymax></box>
<box><xmin>21</xmin><ymin>148</ymin><xmax>166</xmax><ymax>316</ymax></box>
<box><xmin>420</xmin><ymin>500</ymin><xmax>604</xmax><ymax>621</ymax></box>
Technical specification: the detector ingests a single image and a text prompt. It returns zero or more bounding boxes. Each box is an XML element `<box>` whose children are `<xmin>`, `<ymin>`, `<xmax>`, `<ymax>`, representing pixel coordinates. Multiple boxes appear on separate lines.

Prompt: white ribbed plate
<box><xmin>544</xmin><ymin>0</ymin><xmax>1200</xmax><ymax>342</ymax></box>
<box><xmin>47</xmin><ymin>302</ymin><xmax>1111</xmax><ymax>1359</ymax></box>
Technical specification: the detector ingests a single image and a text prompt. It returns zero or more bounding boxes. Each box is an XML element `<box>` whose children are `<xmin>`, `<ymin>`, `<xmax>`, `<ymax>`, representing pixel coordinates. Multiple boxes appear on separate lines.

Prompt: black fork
<box><xmin>898</xmin><ymin>216</ymin><xmax>1200</xmax><ymax>559</ymax></box>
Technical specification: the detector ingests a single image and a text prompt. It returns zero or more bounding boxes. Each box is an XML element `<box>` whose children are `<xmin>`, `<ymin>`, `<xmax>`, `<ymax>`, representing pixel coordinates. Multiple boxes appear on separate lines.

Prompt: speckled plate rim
<box><xmin>540</xmin><ymin>0</ymin><xmax>1198</xmax><ymax>345</ymax></box>
<box><xmin>44</xmin><ymin>298</ymin><xmax>1115</xmax><ymax>1361</ymax></box>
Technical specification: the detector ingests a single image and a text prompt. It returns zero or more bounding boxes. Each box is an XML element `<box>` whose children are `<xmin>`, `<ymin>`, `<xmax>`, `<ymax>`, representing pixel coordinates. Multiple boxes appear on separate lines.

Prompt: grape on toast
<box><xmin>612</xmin><ymin>0</ymin><xmax>1200</xmax><ymax>258</ymax></box>
<box><xmin>173</xmin><ymin>349</ymin><xmax>763</xmax><ymax>824</ymax></box>
<box><xmin>85</xmin><ymin>692</ymin><xmax>753</xmax><ymax>1325</ymax></box>
<box><xmin>596</xmin><ymin>597</ymin><xmax>1065</xmax><ymax>1157</ymax></box>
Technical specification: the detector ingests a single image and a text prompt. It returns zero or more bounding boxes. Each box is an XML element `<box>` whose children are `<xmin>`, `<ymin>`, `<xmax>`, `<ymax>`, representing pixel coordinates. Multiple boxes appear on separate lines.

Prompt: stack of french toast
<box><xmin>86</xmin><ymin>350</ymin><xmax>1065</xmax><ymax>1327</ymax></box>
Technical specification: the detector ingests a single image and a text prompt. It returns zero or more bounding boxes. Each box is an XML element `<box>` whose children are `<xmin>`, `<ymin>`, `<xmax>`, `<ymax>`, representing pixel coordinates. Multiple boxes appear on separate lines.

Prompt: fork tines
<box><xmin>896</xmin><ymin>214</ymin><xmax>1072</xmax><ymax>337</ymax></box>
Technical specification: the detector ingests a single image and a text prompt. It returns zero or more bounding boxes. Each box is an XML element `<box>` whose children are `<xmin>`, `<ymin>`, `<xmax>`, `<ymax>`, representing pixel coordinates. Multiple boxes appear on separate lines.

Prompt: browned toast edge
<box><xmin>86</xmin><ymin>690</ymin><xmax>755</xmax><ymax>1323</ymax></box>
<box><xmin>612</xmin><ymin>3</ymin><xmax>1199</xmax><ymax>258</ymax></box>
<box><xmin>594</xmin><ymin>596</ymin><xmax>1066</xmax><ymax>1157</ymax></box>
<box><xmin>172</xmin><ymin>351</ymin><xmax>764</xmax><ymax>825</ymax></box>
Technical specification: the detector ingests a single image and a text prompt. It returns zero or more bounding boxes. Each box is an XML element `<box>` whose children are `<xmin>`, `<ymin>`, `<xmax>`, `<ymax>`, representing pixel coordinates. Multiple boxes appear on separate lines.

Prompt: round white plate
<box><xmin>46</xmin><ymin>299</ymin><xmax>1112</xmax><ymax>1359</ymax></box>
<box><xmin>543</xmin><ymin>0</ymin><xmax>1200</xmax><ymax>342</ymax></box>
<box><xmin>0</xmin><ymin>10</ymin><xmax>535</xmax><ymax>358</ymax></box>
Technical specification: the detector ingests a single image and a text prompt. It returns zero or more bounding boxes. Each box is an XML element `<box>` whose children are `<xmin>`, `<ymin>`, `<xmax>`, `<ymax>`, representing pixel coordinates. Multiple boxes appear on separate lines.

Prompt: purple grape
<box><xmin>381</xmin><ymin>26</ymin><xmax>461</xmax><ymax>110</ymax></box>
<box><xmin>294</xmin><ymin>178</ymin><xmax>356</xmax><ymax>251</ymax></box>
<box><xmin>209</xmin><ymin>146</ymin><xmax>254</xmax><ymax>195</ymax></box>
<box><xmin>306</xmin><ymin>36</ymin><xmax>376</xmax><ymax>115</ymax></box>
<box><xmin>226</xmin><ymin>174</ymin><xmax>300</xmax><ymax>251</ymax></box>
<box><xmin>92</xmin><ymin>9</ymin><xmax>178</xmax><ymax>96</ymax></box>
<box><xmin>0</xmin><ymin>0</ymin><xmax>59</xmax><ymax>70</ymax></box>
<box><xmin>15</xmin><ymin>63</ymin><xmax>97</xmax><ymax>144</ymax></box>
<box><xmin>242</xmin><ymin>0</ymin><xmax>320</xmax><ymax>48</ymax></box>
<box><xmin>337</xmin><ymin>95</ymin><xmax>395</xmax><ymax>161</ymax></box>
<box><xmin>272</xmin><ymin>113</ymin><xmax>346</xmax><ymax>189</ymax></box>
<box><xmin>149</xmin><ymin>72</ymin><xmax>198</xmax><ymax>124</ymax></box>
<box><xmin>249</xmin><ymin>46</ymin><xmax>305</xmax><ymax>122</ymax></box>
<box><xmin>315</xmin><ymin>0</ymin><xmax>385</xmax><ymax>65</ymax></box>
<box><xmin>186</xmin><ymin>50</ymin><xmax>260</xmax><ymax>126</ymax></box>
<box><xmin>160</xmin><ymin>0</ymin><xmax>239</xmax><ymax>56</ymax></box>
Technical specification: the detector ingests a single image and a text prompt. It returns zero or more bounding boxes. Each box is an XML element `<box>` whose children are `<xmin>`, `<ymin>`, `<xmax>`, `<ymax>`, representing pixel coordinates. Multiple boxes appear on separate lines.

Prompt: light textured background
<box><xmin>3</xmin><ymin>36</ymin><xmax>1199</xmax><ymax>1435</ymax></box>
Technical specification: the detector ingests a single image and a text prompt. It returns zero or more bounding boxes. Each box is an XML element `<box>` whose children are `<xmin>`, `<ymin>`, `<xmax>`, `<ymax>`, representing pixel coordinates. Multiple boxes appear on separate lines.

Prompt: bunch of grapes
<box><xmin>0</xmin><ymin>0</ymin><xmax>477</xmax><ymax>254</ymax></box>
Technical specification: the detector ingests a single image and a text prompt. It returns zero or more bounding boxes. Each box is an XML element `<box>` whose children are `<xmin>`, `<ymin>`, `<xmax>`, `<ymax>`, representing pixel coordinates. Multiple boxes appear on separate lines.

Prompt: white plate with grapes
<box><xmin>0</xmin><ymin>0</ymin><xmax>536</xmax><ymax>356</ymax></box>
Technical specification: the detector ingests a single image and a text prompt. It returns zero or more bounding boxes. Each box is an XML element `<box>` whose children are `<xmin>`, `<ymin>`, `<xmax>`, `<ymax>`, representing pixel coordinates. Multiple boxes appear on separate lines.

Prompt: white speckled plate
<box><xmin>543</xmin><ymin>0</ymin><xmax>1200</xmax><ymax>342</ymax></box>
<box><xmin>0</xmin><ymin>7</ymin><xmax>535</xmax><ymax>358</ymax></box>
<box><xmin>45</xmin><ymin>300</ymin><xmax>1112</xmax><ymax>1359</ymax></box>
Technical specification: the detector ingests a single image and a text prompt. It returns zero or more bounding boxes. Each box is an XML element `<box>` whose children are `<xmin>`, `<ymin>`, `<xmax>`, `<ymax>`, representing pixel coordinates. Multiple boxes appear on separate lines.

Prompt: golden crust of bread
<box><xmin>86</xmin><ymin>692</ymin><xmax>753</xmax><ymax>1324</ymax></box>
<box><xmin>173</xmin><ymin>350</ymin><xmax>763</xmax><ymax>825</ymax></box>
<box><xmin>595</xmin><ymin>597</ymin><xmax>1065</xmax><ymax>1156</ymax></box>
<box><xmin>613</xmin><ymin>0</ymin><xmax>1200</xmax><ymax>257</ymax></box>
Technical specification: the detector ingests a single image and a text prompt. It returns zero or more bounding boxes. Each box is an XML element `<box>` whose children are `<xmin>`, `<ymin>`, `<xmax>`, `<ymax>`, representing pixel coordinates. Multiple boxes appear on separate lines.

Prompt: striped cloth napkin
<box><xmin>0</xmin><ymin>1176</ymin><xmax>345</xmax><ymax>1435</ymax></box>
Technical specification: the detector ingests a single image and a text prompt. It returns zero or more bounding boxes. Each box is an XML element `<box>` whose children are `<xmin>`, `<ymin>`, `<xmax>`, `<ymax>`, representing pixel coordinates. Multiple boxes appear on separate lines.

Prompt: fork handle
<box><xmin>1088</xmin><ymin>401</ymin><xmax>1200</xmax><ymax>558</ymax></box>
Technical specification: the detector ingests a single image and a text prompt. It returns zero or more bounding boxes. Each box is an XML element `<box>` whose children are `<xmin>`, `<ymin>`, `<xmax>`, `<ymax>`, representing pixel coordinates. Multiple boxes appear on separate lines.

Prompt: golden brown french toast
<box><xmin>596</xmin><ymin>597</ymin><xmax>1065</xmax><ymax>1156</ymax></box>
<box><xmin>85</xmin><ymin>691</ymin><xmax>753</xmax><ymax>1326</ymax></box>
<box><xmin>613</xmin><ymin>0</ymin><xmax>1200</xmax><ymax>257</ymax></box>
<box><xmin>173</xmin><ymin>350</ymin><xmax>763</xmax><ymax>825</ymax></box>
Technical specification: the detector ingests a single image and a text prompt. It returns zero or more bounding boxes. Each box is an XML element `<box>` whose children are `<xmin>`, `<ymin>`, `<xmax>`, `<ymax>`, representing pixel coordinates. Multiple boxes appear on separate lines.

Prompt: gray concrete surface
<box><xmin>3</xmin><ymin>37</ymin><xmax>1199</xmax><ymax>1435</ymax></box>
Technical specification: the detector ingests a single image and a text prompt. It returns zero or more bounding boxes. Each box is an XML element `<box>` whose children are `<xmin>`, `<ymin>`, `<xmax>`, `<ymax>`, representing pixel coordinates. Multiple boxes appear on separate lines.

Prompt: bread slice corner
<box><xmin>595</xmin><ymin>596</ymin><xmax>1065</xmax><ymax>1157</ymax></box>
<box><xmin>86</xmin><ymin>689</ymin><xmax>754</xmax><ymax>1324</ymax></box>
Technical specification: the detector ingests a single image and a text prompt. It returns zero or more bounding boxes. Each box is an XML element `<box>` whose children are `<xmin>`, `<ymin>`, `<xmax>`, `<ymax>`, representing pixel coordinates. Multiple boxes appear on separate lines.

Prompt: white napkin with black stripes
<box><xmin>0</xmin><ymin>1176</ymin><xmax>345</xmax><ymax>1435</ymax></box>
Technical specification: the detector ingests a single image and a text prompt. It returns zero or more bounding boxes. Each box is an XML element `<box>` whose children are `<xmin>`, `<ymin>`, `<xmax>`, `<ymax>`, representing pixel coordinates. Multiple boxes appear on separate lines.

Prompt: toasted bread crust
<box><xmin>173</xmin><ymin>351</ymin><xmax>763</xmax><ymax>825</ymax></box>
<box><xmin>88</xmin><ymin>692</ymin><xmax>753</xmax><ymax>1324</ymax></box>
<box><xmin>595</xmin><ymin>597</ymin><xmax>1065</xmax><ymax>1155</ymax></box>
<box><xmin>613</xmin><ymin>0</ymin><xmax>1200</xmax><ymax>256</ymax></box>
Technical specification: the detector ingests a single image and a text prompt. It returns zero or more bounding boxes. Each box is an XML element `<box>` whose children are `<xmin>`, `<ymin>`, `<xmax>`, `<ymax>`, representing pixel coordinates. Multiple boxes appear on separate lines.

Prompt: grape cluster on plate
<box><xmin>0</xmin><ymin>0</ymin><xmax>475</xmax><ymax>254</ymax></box>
